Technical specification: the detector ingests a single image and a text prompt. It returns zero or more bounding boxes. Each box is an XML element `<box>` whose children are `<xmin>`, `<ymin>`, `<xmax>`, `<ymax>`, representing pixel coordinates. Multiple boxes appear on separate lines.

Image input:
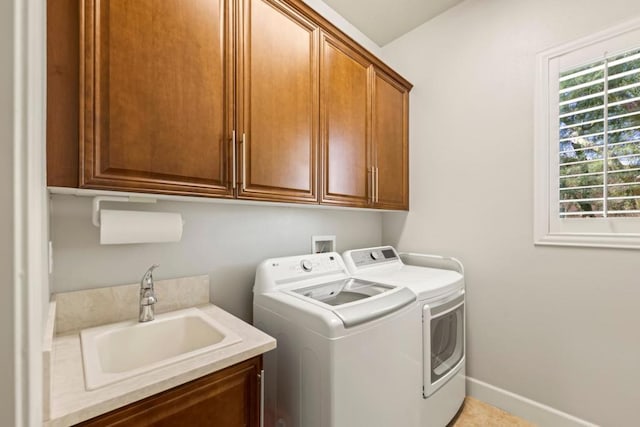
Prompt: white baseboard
<box><xmin>466</xmin><ymin>376</ymin><xmax>599</xmax><ymax>427</ymax></box>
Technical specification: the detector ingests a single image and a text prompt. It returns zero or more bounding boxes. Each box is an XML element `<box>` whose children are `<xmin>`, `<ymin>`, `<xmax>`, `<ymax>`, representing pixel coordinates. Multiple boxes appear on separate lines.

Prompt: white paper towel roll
<box><xmin>100</xmin><ymin>209</ymin><xmax>183</xmax><ymax>245</ymax></box>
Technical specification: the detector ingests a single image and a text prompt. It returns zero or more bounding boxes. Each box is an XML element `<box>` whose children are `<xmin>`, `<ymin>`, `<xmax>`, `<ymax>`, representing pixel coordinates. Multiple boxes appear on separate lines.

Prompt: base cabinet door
<box><xmin>78</xmin><ymin>0</ymin><xmax>234</xmax><ymax>197</ymax></box>
<box><xmin>320</xmin><ymin>32</ymin><xmax>372</xmax><ymax>207</ymax></box>
<box><xmin>236</xmin><ymin>0</ymin><xmax>319</xmax><ymax>203</ymax></box>
<box><xmin>371</xmin><ymin>67</ymin><xmax>410</xmax><ymax>210</ymax></box>
<box><xmin>76</xmin><ymin>356</ymin><xmax>262</xmax><ymax>427</ymax></box>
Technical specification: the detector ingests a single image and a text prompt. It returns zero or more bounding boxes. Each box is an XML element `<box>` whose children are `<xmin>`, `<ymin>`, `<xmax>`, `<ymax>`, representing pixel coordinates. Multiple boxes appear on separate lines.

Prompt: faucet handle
<box><xmin>140</xmin><ymin>293</ymin><xmax>157</xmax><ymax>306</ymax></box>
<box><xmin>141</xmin><ymin>264</ymin><xmax>159</xmax><ymax>288</ymax></box>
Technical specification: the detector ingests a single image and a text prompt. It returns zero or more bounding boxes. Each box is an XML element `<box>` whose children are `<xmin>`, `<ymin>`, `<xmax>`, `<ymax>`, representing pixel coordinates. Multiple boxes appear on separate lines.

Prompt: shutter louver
<box><xmin>558</xmin><ymin>48</ymin><xmax>640</xmax><ymax>218</ymax></box>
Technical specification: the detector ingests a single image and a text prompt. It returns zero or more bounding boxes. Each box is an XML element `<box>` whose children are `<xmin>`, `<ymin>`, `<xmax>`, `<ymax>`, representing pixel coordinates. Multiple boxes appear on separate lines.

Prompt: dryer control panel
<box><xmin>344</xmin><ymin>246</ymin><xmax>401</xmax><ymax>268</ymax></box>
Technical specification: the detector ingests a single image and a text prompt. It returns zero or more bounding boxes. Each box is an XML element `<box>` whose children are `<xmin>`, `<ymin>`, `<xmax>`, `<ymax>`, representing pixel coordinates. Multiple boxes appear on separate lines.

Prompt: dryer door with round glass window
<box><xmin>423</xmin><ymin>291</ymin><xmax>465</xmax><ymax>397</ymax></box>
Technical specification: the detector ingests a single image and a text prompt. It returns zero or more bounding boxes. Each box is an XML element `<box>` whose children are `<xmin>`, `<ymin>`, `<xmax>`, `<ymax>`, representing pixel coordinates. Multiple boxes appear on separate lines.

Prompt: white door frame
<box><xmin>9</xmin><ymin>0</ymin><xmax>47</xmax><ymax>425</ymax></box>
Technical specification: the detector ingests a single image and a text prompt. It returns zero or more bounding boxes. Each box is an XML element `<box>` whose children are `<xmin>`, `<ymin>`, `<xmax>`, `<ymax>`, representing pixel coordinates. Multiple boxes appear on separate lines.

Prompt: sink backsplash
<box><xmin>53</xmin><ymin>275</ymin><xmax>210</xmax><ymax>335</ymax></box>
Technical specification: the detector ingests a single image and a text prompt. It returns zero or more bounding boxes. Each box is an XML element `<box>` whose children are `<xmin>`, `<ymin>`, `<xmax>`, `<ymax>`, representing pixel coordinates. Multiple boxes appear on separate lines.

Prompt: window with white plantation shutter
<box><xmin>558</xmin><ymin>49</ymin><xmax>640</xmax><ymax>218</ymax></box>
<box><xmin>535</xmin><ymin>18</ymin><xmax>640</xmax><ymax>249</ymax></box>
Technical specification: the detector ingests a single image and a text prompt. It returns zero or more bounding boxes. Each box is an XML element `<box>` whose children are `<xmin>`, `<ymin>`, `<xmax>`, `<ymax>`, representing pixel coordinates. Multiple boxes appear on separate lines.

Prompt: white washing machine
<box><xmin>253</xmin><ymin>252</ymin><xmax>422</xmax><ymax>427</ymax></box>
<box><xmin>343</xmin><ymin>246</ymin><xmax>466</xmax><ymax>427</ymax></box>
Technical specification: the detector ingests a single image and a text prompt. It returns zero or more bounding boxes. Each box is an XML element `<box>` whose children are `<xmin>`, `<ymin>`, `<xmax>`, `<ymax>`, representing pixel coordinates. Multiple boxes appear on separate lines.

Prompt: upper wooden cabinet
<box><xmin>371</xmin><ymin>67</ymin><xmax>410</xmax><ymax>210</ymax></box>
<box><xmin>320</xmin><ymin>32</ymin><xmax>371</xmax><ymax>208</ymax></box>
<box><xmin>78</xmin><ymin>0</ymin><xmax>234</xmax><ymax>197</ymax></box>
<box><xmin>47</xmin><ymin>0</ymin><xmax>412</xmax><ymax>209</ymax></box>
<box><xmin>320</xmin><ymin>35</ymin><xmax>410</xmax><ymax>210</ymax></box>
<box><xmin>237</xmin><ymin>0</ymin><xmax>319</xmax><ymax>203</ymax></box>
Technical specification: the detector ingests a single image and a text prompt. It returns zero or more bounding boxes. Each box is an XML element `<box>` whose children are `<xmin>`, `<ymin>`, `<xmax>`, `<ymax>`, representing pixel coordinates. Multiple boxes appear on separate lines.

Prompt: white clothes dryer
<box><xmin>253</xmin><ymin>252</ymin><xmax>422</xmax><ymax>427</ymax></box>
<box><xmin>343</xmin><ymin>246</ymin><xmax>466</xmax><ymax>427</ymax></box>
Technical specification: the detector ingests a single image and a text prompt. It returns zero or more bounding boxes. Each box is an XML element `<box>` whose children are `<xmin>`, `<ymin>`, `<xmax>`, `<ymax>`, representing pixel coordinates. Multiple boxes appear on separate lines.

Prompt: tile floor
<box><xmin>449</xmin><ymin>397</ymin><xmax>536</xmax><ymax>427</ymax></box>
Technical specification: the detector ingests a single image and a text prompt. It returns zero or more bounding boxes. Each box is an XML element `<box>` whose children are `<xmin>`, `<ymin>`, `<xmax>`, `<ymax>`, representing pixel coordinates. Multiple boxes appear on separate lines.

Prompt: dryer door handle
<box><xmin>426</xmin><ymin>291</ymin><xmax>465</xmax><ymax>319</ymax></box>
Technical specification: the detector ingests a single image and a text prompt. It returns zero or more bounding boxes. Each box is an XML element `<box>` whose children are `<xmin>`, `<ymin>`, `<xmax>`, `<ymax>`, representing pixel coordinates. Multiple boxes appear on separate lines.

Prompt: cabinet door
<box><xmin>76</xmin><ymin>357</ymin><xmax>262</xmax><ymax>427</ymax></box>
<box><xmin>371</xmin><ymin>67</ymin><xmax>410</xmax><ymax>210</ymax></box>
<box><xmin>319</xmin><ymin>33</ymin><xmax>372</xmax><ymax>207</ymax></box>
<box><xmin>80</xmin><ymin>0</ymin><xmax>234</xmax><ymax>197</ymax></box>
<box><xmin>237</xmin><ymin>0</ymin><xmax>319</xmax><ymax>203</ymax></box>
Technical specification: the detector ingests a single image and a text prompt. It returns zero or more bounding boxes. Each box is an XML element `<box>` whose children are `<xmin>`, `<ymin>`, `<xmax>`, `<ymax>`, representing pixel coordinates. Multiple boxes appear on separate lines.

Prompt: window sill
<box><xmin>534</xmin><ymin>232</ymin><xmax>640</xmax><ymax>250</ymax></box>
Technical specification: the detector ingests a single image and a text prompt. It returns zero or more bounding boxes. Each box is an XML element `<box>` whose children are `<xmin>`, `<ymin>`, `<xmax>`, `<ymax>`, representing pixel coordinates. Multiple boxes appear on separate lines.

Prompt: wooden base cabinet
<box><xmin>47</xmin><ymin>0</ymin><xmax>411</xmax><ymax>209</ymax></box>
<box><xmin>75</xmin><ymin>356</ymin><xmax>262</xmax><ymax>427</ymax></box>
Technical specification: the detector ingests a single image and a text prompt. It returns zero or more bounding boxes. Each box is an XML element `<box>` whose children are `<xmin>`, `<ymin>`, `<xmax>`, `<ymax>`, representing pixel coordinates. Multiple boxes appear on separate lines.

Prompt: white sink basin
<box><xmin>80</xmin><ymin>307</ymin><xmax>242</xmax><ymax>390</ymax></box>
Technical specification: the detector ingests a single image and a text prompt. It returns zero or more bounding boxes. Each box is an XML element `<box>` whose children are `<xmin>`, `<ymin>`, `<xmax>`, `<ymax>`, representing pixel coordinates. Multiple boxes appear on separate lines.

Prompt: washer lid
<box><xmin>287</xmin><ymin>278</ymin><xmax>416</xmax><ymax>328</ymax></box>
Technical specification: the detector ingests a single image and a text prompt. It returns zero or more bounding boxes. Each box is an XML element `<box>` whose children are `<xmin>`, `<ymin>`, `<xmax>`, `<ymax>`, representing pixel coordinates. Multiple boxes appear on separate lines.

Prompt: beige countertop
<box><xmin>46</xmin><ymin>304</ymin><xmax>276</xmax><ymax>426</ymax></box>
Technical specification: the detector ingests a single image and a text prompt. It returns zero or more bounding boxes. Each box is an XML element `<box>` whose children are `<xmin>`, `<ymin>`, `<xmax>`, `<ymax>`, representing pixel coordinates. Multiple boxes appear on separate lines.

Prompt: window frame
<box><xmin>534</xmin><ymin>17</ymin><xmax>640</xmax><ymax>249</ymax></box>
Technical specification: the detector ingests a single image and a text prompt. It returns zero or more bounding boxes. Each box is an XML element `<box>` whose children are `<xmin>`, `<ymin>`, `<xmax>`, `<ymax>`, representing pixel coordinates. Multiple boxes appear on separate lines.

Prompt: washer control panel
<box><xmin>346</xmin><ymin>246</ymin><xmax>400</xmax><ymax>268</ymax></box>
<box><xmin>263</xmin><ymin>252</ymin><xmax>346</xmax><ymax>282</ymax></box>
<box><xmin>254</xmin><ymin>252</ymin><xmax>350</xmax><ymax>293</ymax></box>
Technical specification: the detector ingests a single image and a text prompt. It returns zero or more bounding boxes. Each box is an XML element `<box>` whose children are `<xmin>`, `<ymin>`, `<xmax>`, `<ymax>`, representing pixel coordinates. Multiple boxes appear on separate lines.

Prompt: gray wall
<box><xmin>381</xmin><ymin>1</ymin><xmax>640</xmax><ymax>425</ymax></box>
<box><xmin>50</xmin><ymin>195</ymin><xmax>382</xmax><ymax>320</ymax></box>
<box><xmin>303</xmin><ymin>0</ymin><xmax>382</xmax><ymax>56</ymax></box>
<box><xmin>1</xmin><ymin>0</ymin><xmax>16</xmax><ymax>424</ymax></box>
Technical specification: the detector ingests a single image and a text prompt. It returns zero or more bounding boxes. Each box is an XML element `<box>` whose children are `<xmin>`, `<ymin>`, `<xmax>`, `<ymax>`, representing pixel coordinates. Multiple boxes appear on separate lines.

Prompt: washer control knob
<box><xmin>301</xmin><ymin>260</ymin><xmax>313</xmax><ymax>272</ymax></box>
<box><xmin>370</xmin><ymin>251</ymin><xmax>382</xmax><ymax>260</ymax></box>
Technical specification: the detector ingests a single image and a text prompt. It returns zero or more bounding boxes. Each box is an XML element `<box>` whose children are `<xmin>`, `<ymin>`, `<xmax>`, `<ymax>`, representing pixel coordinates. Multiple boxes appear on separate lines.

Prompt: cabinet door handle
<box><xmin>369</xmin><ymin>167</ymin><xmax>374</xmax><ymax>204</ymax></box>
<box><xmin>231</xmin><ymin>130</ymin><xmax>237</xmax><ymax>189</ymax></box>
<box><xmin>241</xmin><ymin>133</ymin><xmax>247</xmax><ymax>191</ymax></box>
<box><xmin>375</xmin><ymin>167</ymin><xmax>379</xmax><ymax>203</ymax></box>
<box><xmin>259</xmin><ymin>369</ymin><xmax>264</xmax><ymax>427</ymax></box>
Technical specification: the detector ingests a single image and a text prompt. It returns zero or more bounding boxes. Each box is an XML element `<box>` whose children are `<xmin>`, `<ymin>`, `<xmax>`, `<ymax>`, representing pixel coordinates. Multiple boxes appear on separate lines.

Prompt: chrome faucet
<box><xmin>139</xmin><ymin>264</ymin><xmax>159</xmax><ymax>322</ymax></box>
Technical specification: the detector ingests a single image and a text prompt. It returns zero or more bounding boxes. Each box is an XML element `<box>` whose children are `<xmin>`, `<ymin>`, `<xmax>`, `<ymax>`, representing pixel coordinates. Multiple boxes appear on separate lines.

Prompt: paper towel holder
<box><xmin>91</xmin><ymin>196</ymin><xmax>158</xmax><ymax>227</ymax></box>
